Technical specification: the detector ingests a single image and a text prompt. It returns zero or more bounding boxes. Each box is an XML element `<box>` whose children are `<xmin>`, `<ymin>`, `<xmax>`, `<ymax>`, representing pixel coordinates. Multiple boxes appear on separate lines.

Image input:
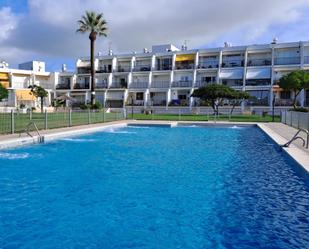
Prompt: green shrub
<box><xmin>91</xmin><ymin>101</ymin><xmax>102</xmax><ymax>110</ymax></box>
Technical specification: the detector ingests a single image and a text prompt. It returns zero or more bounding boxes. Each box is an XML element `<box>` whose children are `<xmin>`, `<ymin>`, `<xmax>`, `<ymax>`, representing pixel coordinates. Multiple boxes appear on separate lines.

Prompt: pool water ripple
<box><xmin>0</xmin><ymin>126</ymin><xmax>309</xmax><ymax>248</ymax></box>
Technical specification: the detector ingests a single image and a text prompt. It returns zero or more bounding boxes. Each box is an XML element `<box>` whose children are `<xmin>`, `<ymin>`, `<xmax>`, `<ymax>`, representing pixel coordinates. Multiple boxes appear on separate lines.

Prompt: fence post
<box><xmin>88</xmin><ymin>109</ymin><xmax>91</xmax><ymax>124</ymax></box>
<box><xmin>29</xmin><ymin>109</ymin><xmax>32</xmax><ymax>120</ymax></box>
<box><xmin>11</xmin><ymin>110</ymin><xmax>14</xmax><ymax>134</ymax></box>
<box><xmin>297</xmin><ymin>112</ymin><xmax>300</xmax><ymax>129</ymax></box>
<box><xmin>103</xmin><ymin>108</ymin><xmax>105</xmax><ymax>123</ymax></box>
<box><xmin>69</xmin><ymin>109</ymin><xmax>72</xmax><ymax>127</ymax></box>
<box><xmin>178</xmin><ymin>109</ymin><xmax>181</xmax><ymax>121</ymax></box>
<box><xmin>44</xmin><ymin>110</ymin><xmax>48</xmax><ymax>130</ymax></box>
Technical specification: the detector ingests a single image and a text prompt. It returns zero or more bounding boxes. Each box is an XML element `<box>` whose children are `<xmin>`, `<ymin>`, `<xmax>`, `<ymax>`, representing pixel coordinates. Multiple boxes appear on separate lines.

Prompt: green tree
<box><xmin>76</xmin><ymin>11</ymin><xmax>108</xmax><ymax>106</ymax></box>
<box><xmin>28</xmin><ymin>85</ymin><xmax>48</xmax><ymax>113</ymax></box>
<box><xmin>278</xmin><ymin>70</ymin><xmax>309</xmax><ymax>109</ymax></box>
<box><xmin>192</xmin><ymin>84</ymin><xmax>237</xmax><ymax>115</ymax></box>
<box><xmin>229</xmin><ymin>89</ymin><xmax>250</xmax><ymax>115</ymax></box>
<box><xmin>0</xmin><ymin>84</ymin><xmax>9</xmax><ymax>101</ymax></box>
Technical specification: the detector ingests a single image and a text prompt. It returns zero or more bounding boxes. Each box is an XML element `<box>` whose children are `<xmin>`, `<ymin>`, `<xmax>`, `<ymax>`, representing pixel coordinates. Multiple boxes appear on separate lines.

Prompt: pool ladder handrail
<box><xmin>282</xmin><ymin>128</ymin><xmax>309</xmax><ymax>149</ymax></box>
<box><xmin>22</xmin><ymin>121</ymin><xmax>44</xmax><ymax>143</ymax></box>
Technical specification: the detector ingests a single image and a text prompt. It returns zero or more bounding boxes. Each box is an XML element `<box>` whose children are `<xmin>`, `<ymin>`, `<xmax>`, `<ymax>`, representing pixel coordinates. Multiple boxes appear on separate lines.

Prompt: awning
<box><xmin>246</xmin><ymin>68</ymin><xmax>271</xmax><ymax>79</ymax></box>
<box><xmin>16</xmin><ymin>90</ymin><xmax>36</xmax><ymax>101</ymax></box>
<box><xmin>219</xmin><ymin>69</ymin><xmax>243</xmax><ymax>79</ymax></box>
<box><xmin>0</xmin><ymin>81</ymin><xmax>9</xmax><ymax>88</ymax></box>
<box><xmin>0</xmin><ymin>72</ymin><xmax>9</xmax><ymax>80</ymax></box>
<box><xmin>175</xmin><ymin>54</ymin><xmax>195</xmax><ymax>62</ymax></box>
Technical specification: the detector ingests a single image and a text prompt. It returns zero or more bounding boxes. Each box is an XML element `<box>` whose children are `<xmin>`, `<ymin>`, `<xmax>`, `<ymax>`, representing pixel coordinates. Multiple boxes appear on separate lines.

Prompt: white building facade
<box><xmin>54</xmin><ymin>41</ymin><xmax>309</xmax><ymax>111</ymax></box>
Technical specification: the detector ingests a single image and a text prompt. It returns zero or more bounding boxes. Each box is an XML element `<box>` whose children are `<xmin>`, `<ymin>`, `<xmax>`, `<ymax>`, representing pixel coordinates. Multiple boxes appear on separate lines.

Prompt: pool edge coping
<box><xmin>257</xmin><ymin>123</ymin><xmax>309</xmax><ymax>173</ymax></box>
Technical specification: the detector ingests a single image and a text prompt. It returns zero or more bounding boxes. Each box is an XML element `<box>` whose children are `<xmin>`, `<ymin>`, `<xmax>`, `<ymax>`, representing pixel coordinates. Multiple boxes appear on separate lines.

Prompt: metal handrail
<box><xmin>282</xmin><ymin>128</ymin><xmax>309</xmax><ymax>149</ymax></box>
<box><xmin>23</xmin><ymin>121</ymin><xmax>42</xmax><ymax>140</ymax></box>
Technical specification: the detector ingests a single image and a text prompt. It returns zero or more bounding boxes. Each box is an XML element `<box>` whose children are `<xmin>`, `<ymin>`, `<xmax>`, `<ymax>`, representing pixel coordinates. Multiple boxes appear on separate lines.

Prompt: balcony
<box><xmin>194</xmin><ymin>81</ymin><xmax>213</xmax><ymax>88</ymax></box>
<box><xmin>133</xmin><ymin>64</ymin><xmax>151</xmax><ymax>72</ymax></box>
<box><xmin>96</xmin><ymin>68</ymin><xmax>112</xmax><ymax>73</ymax></box>
<box><xmin>171</xmin><ymin>81</ymin><xmax>193</xmax><ymax>88</ymax></box>
<box><xmin>116</xmin><ymin>65</ymin><xmax>131</xmax><ymax>72</ymax></box>
<box><xmin>151</xmin><ymin>81</ymin><xmax>170</xmax><ymax>88</ymax></box>
<box><xmin>304</xmin><ymin>56</ymin><xmax>309</xmax><ymax>64</ymax></box>
<box><xmin>129</xmin><ymin>82</ymin><xmax>149</xmax><ymax>89</ymax></box>
<box><xmin>156</xmin><ymin>64</ymin><xmax>172</xmax><ymax>71</ymax></box>
<box><xmin>96</xmin><ymin>82</ymin><xmax>108</xmax><ymax>89</ymax></box>
<box><xmin>110</xmin><ymin>82</ymin><xmax>127</xmax><ymax>89</ymax></box>
<box><xmin>77</xmin><ymin>67</ymin><xmax>91</xmax><ymax>74</ymax></box>
<box><xmin>221</xmin><ymin>60</ymin><xmax>244</xmax><ymax>68</ymax></box>
<box><xmin>175</xmin><ymin>62</ymin><xmax>195</xmax><ymax>70</ymax></box>
<box><xmin>198</xmin><ymin>61</ymin><xmax>219</xmax><ymax>69</ymax></box>
<box><xmin>73</xmin><ymin>82</ymin><xmax>89</xmax><ymax>89</ymax></box>
<box><xmin>222</xmin><ymin>79</ymin><xmax>243</xmax><ymax>87</ymax></box>
<box><xmin>245</xmin><ymin>79</ymin><xmax>271</xmax><ymax>86</ymax></box>
<box><xmin>56</xmin><ymin>83</ymin><xmax>70</xmax><ymax>90</ymax></box>
<box><xmin>247</xmin><ymin>58</ymin><xmax>271</xmax><ymax>67</ymax></box>
<box><xmin>274</xmin><ymin>57</ymin><xmax>300</xmax><ymax>65</ymax></box>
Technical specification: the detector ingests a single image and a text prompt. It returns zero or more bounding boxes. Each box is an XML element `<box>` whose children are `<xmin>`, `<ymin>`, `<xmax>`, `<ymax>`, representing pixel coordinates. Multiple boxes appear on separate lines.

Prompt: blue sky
<box><xmin>1</xmin><ymin>0</ymin><xmax>309</xmax><ymax>72</ymax></box>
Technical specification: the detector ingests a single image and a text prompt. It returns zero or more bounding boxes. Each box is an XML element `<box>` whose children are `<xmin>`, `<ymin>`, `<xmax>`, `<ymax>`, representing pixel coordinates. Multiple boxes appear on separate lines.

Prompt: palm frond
<box><xmin>77</xmin><ymin>11</ymin><xmax>108</xmax><ymax>36</ymax></box>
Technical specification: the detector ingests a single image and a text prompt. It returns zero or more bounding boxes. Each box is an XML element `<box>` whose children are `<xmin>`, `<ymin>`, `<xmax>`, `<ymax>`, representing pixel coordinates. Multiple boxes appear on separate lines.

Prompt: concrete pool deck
<box><xmin>0</xmin><ymin>120</ymin><xmax>308</xmax><ymax>173</ymax></box>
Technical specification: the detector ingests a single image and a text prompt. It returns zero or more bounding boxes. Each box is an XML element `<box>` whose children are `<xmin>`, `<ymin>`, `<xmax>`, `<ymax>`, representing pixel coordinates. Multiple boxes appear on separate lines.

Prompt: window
<box><xmin>280</xmin><ymin>91</ymin><xmax>291</xmax><ymax>100</ymax></box>
<box><xmin>178</xmin><ymin>94</ymin><xmax>187</xmax><ymax>100</ymax></box>
<box><xmin>136</xmin><ymin>92</ymin><xmax>144</xmax><ymax>100</ymax></box>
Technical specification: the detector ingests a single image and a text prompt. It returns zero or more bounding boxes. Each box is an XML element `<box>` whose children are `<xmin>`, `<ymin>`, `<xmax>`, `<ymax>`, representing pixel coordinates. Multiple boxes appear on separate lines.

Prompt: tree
<box><xmin>29</xmin><ymin>85</ymin><xmax>48</xmax><ymax>113</ymax></box>
<box><xmin>76</xmin><ymin>11</ymin><xmax>108</xmax><ymax>106</ymax></box>
<box><xmin>192</xmin><ymin>84</ymin><xmax>236</xmax><ymax>115</ymax></box>
<box><xmin>0</xmin><ymin>84</ymin><xmax>9</xmax><ymax>101</ymax></box>
<box><xmin>278</xmin><ymin>70</ymin><xmax>309</xmax><ymax>109</ymax></box>
<box><xmin>229</xmin><ymin>89</ymin><xmax>250</xmax><ymax>115</ymax></box>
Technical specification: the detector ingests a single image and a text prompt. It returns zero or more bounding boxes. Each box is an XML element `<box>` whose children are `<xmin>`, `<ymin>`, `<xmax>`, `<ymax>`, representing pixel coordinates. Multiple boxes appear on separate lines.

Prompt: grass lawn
<box><xmin>0</xmin><ymin>111</ymin><xmax>123</xmax><ymax>135</ymax></box>
<box><xmin>127</xmin><ymin>113</ymin><xmax>281</xmax><ymax>122</ymax></box>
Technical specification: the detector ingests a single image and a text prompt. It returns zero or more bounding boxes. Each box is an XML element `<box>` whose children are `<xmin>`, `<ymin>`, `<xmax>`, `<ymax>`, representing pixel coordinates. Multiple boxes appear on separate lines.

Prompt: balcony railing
<box><xmin>171</xmin><ymin>81</ymin><xmax>193</xmax><ymax>88</ymax></box>
<box><xmin>77</xmin><ymin>67</ymin><xmax>91</xmax><ymax>74</ymax></box>
<box><xmin>222</xmin><ymin>80</ymin><xmax>243</xmax><ymax>87</ymax></box>
<box><xmin>96</xmin><ymin>82</ymin><xmax>108</xmax><ymax>89</ymax></box>
<box><xmin>304</xmin><ymin>56</ymin><xmax>309</xmax><ymax>64</ymax></box>
<box><xmin>110</xmin><ymin>82</ymin><xmax>127</xmax><ymax>88</ymax></box>
<box><xmin>155</xmin><ymin>64</ymin><xmax>172</xmax><ymax>71</ymax></box>
<box><xmin>96</xmin><ymin>68</ymin><xmax>112</xmax><ymax>73</ymax></box>
<box><xmin>194</xmin><ymin>81</ymin><xmax>212</xmax><ymax>88</ymax></box>
<box><xmin>274</xmin><ymin>57</ymin><xmax>300</xmax><ymax>65</ymax></box>
<box><xmin>56</xmin><ymin>83</ymin><xmax>71</xmax><ymax>90</ymax></box>
<box><xmin>133</xmin><ymin>65</ymin><xmax>151</xmax><ymax>72</ymax></box>
<box><xmin>116</xmin><ymin>66</ymin><xmax>131</xmax><ymax>72</ymax></box>
<box><xmin>74</xmin><ymin>83</ymin><xmax>89</xmax><ymax>89</ymax></box>
<box><xmin>175</xmin><ymin>63</ymin><xmax>195</xmax><ymax>70</ymax></box>
<box><xmin>197</xmin><ymin>61</ymin><xmax>219</xmax><ymax>69</ymax></box>
<box><xmin>245</xmin><ymin>80</ymin><xmax>271</xmax><ymax>86</ymax></box>
<box><xmin>151</xmin><ymin>81</ymin><xmax>170</xmax><ymax>88</ymax></box>
<box><xmin>129</xmin><ymin>82</ymin><xmax>149</xmax><ymax>89</ymax></box>
<box><xmin>247</xmin><ymin>58</ymin><xmax>271</xmax><ymax>67</ymax></box>
<box><xmin>221</xmin><ymin>60</ymin><xmax>244</xmax><ymax>68</ymax></box>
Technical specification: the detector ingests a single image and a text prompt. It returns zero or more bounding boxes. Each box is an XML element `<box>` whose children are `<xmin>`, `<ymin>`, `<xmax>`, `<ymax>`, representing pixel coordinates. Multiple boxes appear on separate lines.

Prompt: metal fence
<box><xmin>281</xmin><ymin>111</ymin><xmax>309</xmax><ymax>130</ymax></box>
<box><xmin>0</xmin><ymin>109</ymin><xmax>126</xmax><ymax>135</ymax></box>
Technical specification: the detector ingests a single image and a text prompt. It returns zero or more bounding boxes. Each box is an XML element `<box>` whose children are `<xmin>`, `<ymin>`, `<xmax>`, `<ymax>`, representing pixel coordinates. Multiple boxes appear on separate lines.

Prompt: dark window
<box><xmin>178</xmin><ymin>94</ymin><xmax>187</xmax><ymax>100</ymax></box>
<box><xmin>136</xmin><ymin>92</ymin><xmax>144</xmax><ymax>100</ymax></box>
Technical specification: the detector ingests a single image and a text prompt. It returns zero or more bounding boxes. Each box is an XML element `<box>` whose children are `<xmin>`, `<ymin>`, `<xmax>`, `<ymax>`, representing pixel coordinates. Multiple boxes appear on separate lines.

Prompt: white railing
<box><xmin>281</xmin><ymin>110</ymin><xmax>309</xmax><ymax>130</ymax></box>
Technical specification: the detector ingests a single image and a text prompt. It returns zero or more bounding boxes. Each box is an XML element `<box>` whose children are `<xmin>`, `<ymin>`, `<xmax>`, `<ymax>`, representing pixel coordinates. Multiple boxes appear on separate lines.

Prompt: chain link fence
<box><xmin>0</xmin><ymin>109</ymin><xmax>126</xmax><ymax>135</ymax></box>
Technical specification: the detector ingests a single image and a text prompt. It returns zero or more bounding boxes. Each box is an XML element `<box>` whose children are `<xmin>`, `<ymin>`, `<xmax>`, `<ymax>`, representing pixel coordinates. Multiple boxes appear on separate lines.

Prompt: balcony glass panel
<box><xmin>151</xmin><ymin>81</ymin><xmax>170</xmax><ymax>88</ymax></box>
<box><xmin>247</xmin><ymin>58</ymin><xmax>271</xmax><ymax>66</ymax></box>
<box><xmin>222</xmin><ymin>79</ymin><xmax>243</xmax><ymax>87</ymax></box>
<box><xmin>246</xmin><ymin>79</ymin><xmax>271</xmax><ymax>86</ymax></box>
<box><xmin>110</xmin><ymin>81</ymin><xmax>127</xmax><ymax>88</ymax></box>
<box><xmin>274</xmin><ymin>57</ymin><xmax>300</xmax><ymax>65</ymax></box>
<box><xmin>129</xmin><ymin>82</ymin><xmax>149</xmax><ymax>88</ymax></box>
<box><xmin>171</xmin><ymin>81</ymin><xmax>193</xmax><ymax>87</ymax></box>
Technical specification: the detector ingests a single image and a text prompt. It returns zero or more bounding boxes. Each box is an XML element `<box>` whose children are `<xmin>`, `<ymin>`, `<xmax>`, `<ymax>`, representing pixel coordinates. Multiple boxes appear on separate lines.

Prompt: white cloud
<box><xmin>0</xmin><ymin>7</ymin><xmax>18</xmax><ymax>41</ymax></box>
<box><xmin>1</xmin><ymin>0</ymin><xmax>309</xmax><ymax>68</ymax></box>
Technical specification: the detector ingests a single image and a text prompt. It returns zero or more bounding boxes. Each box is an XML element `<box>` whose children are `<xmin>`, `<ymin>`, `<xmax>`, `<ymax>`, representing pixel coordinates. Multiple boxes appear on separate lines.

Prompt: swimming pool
<box><xmin>0</xmin><ymin>125</ymin><xmax>308</xmax><ymax>249</ymax></box>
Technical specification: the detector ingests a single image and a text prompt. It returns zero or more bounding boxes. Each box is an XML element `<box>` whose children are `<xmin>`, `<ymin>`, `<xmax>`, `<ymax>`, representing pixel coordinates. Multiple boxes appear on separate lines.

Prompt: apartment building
<box><xmin>54</xmin><ymin>41</ymin><xmax>309</xmax><ymax>110</ymax></box>
<box><xmin>0</xmin><ymin>61</ymin><xmax>54</xmax><ymax>111</ymax></box>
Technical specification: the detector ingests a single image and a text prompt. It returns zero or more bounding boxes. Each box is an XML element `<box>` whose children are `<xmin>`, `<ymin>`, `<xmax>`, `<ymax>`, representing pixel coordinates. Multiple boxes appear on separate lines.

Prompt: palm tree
<box><xmin>76</xmin><ymin>11</ymin><xmax>107</xmax><ymax>105</ymax></box>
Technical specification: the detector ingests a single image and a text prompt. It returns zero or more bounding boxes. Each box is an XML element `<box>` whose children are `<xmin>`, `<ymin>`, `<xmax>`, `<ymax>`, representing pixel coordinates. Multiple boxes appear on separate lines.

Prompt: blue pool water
<box><xmin>0</xmin><ymin>125</ymin><xmax>309</xmax><ymax>249</ymax></box>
